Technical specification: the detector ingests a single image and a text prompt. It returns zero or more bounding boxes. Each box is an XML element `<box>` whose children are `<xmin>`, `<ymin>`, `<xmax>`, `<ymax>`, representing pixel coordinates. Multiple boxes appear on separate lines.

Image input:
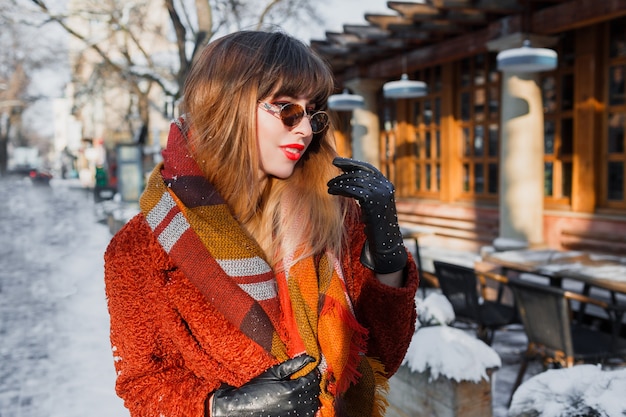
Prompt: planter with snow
<box><xmin>386</xmin><ymin>294</ymin><xmax>502</xmax><ymax>417</ymax></box>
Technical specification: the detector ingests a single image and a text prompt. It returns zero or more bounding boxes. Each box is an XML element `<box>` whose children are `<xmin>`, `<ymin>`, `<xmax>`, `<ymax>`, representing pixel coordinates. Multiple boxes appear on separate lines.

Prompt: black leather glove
<box><xmin>327</xmin><ymin>157</ymin><xmax>407</xmax><ymax>274</ymax></box>
<box><xmin>210</xmin><ymin>355</ymin><xmax>320</xmax><ymax>417</ymax></box>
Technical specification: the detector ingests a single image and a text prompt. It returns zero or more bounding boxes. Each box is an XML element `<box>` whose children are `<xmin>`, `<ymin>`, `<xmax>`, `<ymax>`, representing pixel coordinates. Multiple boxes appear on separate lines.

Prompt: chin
<box><xmin>268</xmin><ymin>167</ymin><xmax>297</xmax><ymax>179</ymax></box>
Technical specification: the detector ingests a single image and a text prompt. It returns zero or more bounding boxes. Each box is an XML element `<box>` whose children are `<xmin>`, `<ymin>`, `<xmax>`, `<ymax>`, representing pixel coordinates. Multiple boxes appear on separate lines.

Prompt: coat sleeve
<box><xmin>104</xmin><ymin>215</ymin><xmax>275</xmax><ymax>417</ymax></box>
<box><xmin>341</xmin><ymin>203</ymin><xmax>419</xmax><ymax>377</ymax></box>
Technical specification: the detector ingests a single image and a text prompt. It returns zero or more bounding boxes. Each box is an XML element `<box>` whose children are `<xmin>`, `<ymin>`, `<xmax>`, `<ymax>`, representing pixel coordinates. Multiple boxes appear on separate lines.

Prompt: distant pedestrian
<box><xmin>104</xmin><ymin>29</ymin><xmax>418</xmax><ymax>417</ymax></box>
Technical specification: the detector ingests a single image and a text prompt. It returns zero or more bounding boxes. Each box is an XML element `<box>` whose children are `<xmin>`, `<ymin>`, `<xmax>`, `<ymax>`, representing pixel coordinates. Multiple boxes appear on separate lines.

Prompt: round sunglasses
<box><xmin>258</xmin><ymin>101</ymin><xmax>329</xmax><ymax>134</ymax></box>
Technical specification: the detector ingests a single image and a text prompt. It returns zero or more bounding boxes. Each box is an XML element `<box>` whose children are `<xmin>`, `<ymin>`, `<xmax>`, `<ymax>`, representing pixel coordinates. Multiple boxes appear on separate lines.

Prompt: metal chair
<box><xmin>507</xmin><ymin>278</ymin><xmax>626</xmax><ymax>405</ymax></box>
<box><xmin>433</xmin><ymin>260</ymin><xmax>517</xmax><ymax>345</ymax></box>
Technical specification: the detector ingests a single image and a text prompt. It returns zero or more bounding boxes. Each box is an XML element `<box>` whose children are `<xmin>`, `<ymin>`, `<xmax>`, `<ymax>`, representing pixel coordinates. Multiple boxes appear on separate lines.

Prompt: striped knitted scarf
<box><xmin>139</xmin><ymin>119</ymin><xmax>389</xmax><ymax>417</ymax></box>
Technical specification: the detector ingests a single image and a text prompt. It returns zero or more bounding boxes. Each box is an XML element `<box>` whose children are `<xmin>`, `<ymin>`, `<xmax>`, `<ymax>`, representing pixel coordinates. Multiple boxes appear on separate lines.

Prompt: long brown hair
<box><xmin>182</xmin><ymin>30</ymin><xmax>347</xmax><ymax>267</ymax></box>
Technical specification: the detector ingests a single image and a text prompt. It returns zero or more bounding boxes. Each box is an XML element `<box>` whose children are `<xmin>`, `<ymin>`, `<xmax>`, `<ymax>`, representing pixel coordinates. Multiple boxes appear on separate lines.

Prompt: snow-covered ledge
<box><xmin>509</xmin><ymin>365</ymin><xmax>626</xmax><ymax>417</ymax></box>
<box><xmin>386</xmin><ymin>294</ymin><xmax>502</xmax><ymax>417</ymax></box>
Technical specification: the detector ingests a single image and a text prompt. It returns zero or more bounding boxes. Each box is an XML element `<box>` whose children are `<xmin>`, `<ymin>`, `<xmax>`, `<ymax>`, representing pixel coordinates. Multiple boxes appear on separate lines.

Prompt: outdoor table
<box><xmin>482</xmin><ymin>248</ymin><xmax>626</xmax><ymax>295</ymax></box>
<box><xmin>480</xmin><ymin>248</ymin><xmax>626</xmax><ymax>334</ymax></box>
<box><xmin>481</xmin><ymin>248</ymin><xmax>590</xmax><ymax>286</ymax></box>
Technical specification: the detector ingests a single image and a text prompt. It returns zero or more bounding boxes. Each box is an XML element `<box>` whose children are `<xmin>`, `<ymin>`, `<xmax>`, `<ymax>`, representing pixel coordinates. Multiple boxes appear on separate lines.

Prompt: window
<box><xmin>542</xmin><ymin>31</ymin><xmax>574</xmax><ymax>207</ymax></box>
<box><xmin>411</xmin><ymin>67</ymin><xmax>442</xmax><ymax>196</ymax></box>
<box><xmin>604</xmin><ymin>17</ymin><xmax>626</xmax><ymax>207</ymax></box>
<box><xmin>458</xmin><ymin>53</ymin><xmax>499</xmax><ymax>199</ymax></box>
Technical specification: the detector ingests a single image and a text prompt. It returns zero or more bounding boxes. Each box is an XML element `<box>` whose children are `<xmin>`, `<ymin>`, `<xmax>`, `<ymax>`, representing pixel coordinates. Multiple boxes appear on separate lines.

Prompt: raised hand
<box><xmin>327</xmin><ymin>157</ymin><xmax>407</xmax><ymax>274</ymax></box>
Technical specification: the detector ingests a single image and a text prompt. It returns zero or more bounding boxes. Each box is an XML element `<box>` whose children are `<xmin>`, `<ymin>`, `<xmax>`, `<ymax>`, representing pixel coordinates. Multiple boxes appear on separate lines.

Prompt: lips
<box><xmin>281</xmin><ymin>144</ymin><xmax>305</xmax><ymax>161</ymax></box>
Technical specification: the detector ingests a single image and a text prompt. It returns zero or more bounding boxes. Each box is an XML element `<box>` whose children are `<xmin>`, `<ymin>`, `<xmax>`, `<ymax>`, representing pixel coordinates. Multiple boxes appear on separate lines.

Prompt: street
<box><xmin>0</xmin><ymin>177</ymin><xmax>128</xmax><ymax>417</ymax></box>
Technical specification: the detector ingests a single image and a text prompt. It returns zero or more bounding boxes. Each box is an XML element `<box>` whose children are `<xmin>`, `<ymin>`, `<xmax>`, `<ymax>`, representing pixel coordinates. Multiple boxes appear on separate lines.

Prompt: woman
<box><xmin>104</xmin><ymin>30</ymin><xmax>418</xmax><ymax>417</ymax></box>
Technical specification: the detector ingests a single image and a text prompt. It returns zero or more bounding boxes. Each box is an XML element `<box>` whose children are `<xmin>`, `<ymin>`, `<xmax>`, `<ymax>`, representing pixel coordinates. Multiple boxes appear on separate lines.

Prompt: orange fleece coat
<box><xmin>104</xmin><ymin>213</ymin><xmax>418</xmax><ymax>417</ymax></box>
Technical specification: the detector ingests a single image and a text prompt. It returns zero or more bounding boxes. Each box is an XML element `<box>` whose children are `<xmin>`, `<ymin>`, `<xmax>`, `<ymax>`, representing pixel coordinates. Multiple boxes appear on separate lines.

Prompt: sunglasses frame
<box><xmin>258</xmin><ymin>101</ymin><xmax>329</xmax><ymax>134</ymax></box>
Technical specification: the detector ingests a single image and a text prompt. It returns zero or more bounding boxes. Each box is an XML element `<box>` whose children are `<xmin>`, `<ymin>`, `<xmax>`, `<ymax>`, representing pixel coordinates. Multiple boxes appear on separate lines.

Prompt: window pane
<box><xmin>543</xmin><ymin>76</ymin><xmax>557</xmax><ymax>114</ymax></box>
<box><xmin>415</xmin><ymin>132</ymin><xmax>422</xmax><ymax>157</ymax></box>
<box><xmin>488</xmin><ymin>124</ymin><xmax>498</xmax><ymax>157</ymax></box>
<box><xmin>474</xmin><ymin>89</ymin><xmax>485</xmax><ymax>122</ymax></box>
<box><xmin>425</xmin><ymin>132</ymin><xmax>432</xmax><ymax>158</ymax></box>
<box><xmin>461</xmin><ymin>92</ymin><xmax>471</xmax><ymax>121</ymax></box>
<box><xmin>609</xmin><ymin>65</ymin><xmax>625</xmax><ymax>106</ymax></box>
<box><xmin>488</xmin><ymin>54</ymin><xmax>499</xmax><ymax>83</ymax></box>
<box><xmin>474</xmin><ymin>54</ymin><xmax>485</xmax><ymax>85</ymax></box>
<box><xmin>562</xmin><ymin>162</ymin><xmax>572</xmax><ymax>198</ymax></box>
<box><xmin>424</xmin><ymin>101</ymin><xmax>432</xmax><ymax>125</ymax></box>
<box><xmin>413</xmin><ymin>102</ymin><xmax>422</xmax><ymax>125</ymax></box>
<box><xmin>488</xmin><ymin>163</ymin><xmax>498</xmax><ymax>193</ymax></box>
<box><xmin>463</xmin><ymin>128</ymin><xmax>471</xmax><ymax>156</ymax></box>
<box><xmin>561</xmin><ymin>31</ymin><xmax>575</xmax><ymax>66</ymax></box>
<box><xmin>608</xmin><ymin>162</ymin><xmax>624</xmax><ymax>200</ymax></box>
<box><xmin>461</xmin><ymin>58</ymin><xmax>471</xmax><ymax>87</ymax></box>
<box><xmin>608</xmin><ymin>112</ymin><xmax>625</xmax><ymax>154</ymax></box>
<box><xmin>545</xmin><ymin>162</ymin><xmax>554</xmax><ymax>196</ymax></box>
<box><xmin>488</xmin><ymin>86</ymin><xmax>499</xmax><ymax>116</ymax></box>
<box><xmin>609</xmin><ymin>18</ymin><xmax>626</xmax><ymax>58</ymax></box>
<box><xmin>426</xmin><ymin>164</ymin><xmax>432</xmax><ymax>191</ymax></box>
<box><xmin>436</xmin><ymin>163</ymin><xmax>440</xmax><ymax>190</ymax></box>
<box><xmin>415</xmin><ymin>164</ymin><xmax>421</xmax><ymax>190</ymax></box>
<box><xmin>433</xmin><ymin>66</ymin><xmax>442</xmax><ymax>92</ymax></box>
<box><xmin>475</xmin><ymin>164</ymin><xmax>484</xmax><ymax>193</ymax></box>
<box><xmin>561</xmin><ymin>74</ymin><xmax>573</xmax><ymax>111</ymax></box>
<box><xmin>436</xmin><ymin>131</ymin><xmax>441</xmax><ymax>158</ymax></box>
<box><xmin>474</xmin><ymin>126</ymin><xmax>484</xmax><ymax>156</ymax></box>
<box><xmin>463</xmin><ymin>164</ymin><xmax>470</xmax><ymax>191</ymax></box>
<box><xmin>434</xmin><ymin>98</ymin><xmax>441</xmax><ymax>124</ymax></box>
<box><xmin>544</xmin><ymin>121</ymin><xmax>555</xmax><ymax>155</ymax></box>
<box><xmin>561</xmin><ymin>119</ymin><xmax>573</xmax><ymax>155</ymax></box>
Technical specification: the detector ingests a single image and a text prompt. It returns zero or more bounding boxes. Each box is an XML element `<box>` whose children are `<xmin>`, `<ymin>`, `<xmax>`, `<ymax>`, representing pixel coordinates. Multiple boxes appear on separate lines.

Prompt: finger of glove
<box><xmin>262</xmin><ymin>355</ymin><xmax>315</xmax><ymax>381</ymax></box>
<box><xmin>327</xmin><ymin>176</ymin><xmax>369</xmax><ymax>201</ymax></box>
<box><xmin>327</xmin><ymin>173</ymin><xmax>394</xmax><ymax>203</ymax></box>
<box><xmin>332</xmin><ymin>157</ymin><xmax>378</xmax><ymax>175</ymax></box>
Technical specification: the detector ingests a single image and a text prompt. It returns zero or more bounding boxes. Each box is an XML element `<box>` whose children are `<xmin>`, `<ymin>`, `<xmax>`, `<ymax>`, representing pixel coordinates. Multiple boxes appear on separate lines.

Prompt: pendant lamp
<box><xmin>383</xmin><ymin>73</ymin><xmax>427</xmax><ymax>99</ymax></box>
<box><xmin>497</xmin><ymin>39</ymin><xmax>557</xmax><ymax>73</ymax></box>
<box><xmin>327</xmin><ymin>89</ymin><xmax>365</xmax><ymax>111</ymax></box>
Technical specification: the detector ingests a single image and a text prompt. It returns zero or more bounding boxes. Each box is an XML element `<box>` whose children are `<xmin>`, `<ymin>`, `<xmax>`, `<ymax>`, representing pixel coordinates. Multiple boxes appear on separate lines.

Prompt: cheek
<box><xmin>257</xmin><ymin>110</ymin><xmax>281</xmax><ymax>141</ymax></box>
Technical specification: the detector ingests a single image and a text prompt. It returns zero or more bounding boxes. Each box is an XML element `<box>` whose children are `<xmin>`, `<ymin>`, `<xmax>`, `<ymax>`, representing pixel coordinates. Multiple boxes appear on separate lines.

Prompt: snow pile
<box><xmin>402</xmin><ymin>293</ymin><xmax>502</xmax><ymax>383</ymax></box>
<box><xmin>415</xmin><ymin>292</ymin><xmax>455</xmax><ymax>327</ymax></box>
<box><xmin>508</xmin><ymin>364</ymin><xmax>626</xmax><ymax>417</ymax></box>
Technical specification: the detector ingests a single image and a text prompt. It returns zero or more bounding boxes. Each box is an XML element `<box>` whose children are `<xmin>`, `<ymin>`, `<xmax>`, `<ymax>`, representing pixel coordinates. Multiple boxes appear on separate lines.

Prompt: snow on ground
<box><xmin>0</xmin><ymin>177</ymin><xmax>128</xmax><ymax>417</ymax></box>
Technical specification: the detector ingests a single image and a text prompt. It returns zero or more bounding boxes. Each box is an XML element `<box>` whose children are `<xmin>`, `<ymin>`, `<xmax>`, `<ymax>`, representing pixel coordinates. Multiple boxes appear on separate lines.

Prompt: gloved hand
<box><xmin>327</xmin><ymin>157</ymin><xmax>407</xmax><ymax>274</ymax></box>
<box><xmin>210</xmin><ymin>355</ymin><xmax>320</xmax><ymax>417</ymax></box>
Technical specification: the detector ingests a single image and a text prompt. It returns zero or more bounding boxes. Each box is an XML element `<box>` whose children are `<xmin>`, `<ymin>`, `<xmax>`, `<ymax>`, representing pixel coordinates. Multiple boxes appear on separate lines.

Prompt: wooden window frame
<box><xmin>542</xmin><ymin>31</ymin><xmax>575</xmax><ymax>209</ymax></box>
<box><xmin>457</xmin><ymin>53</ymin><xmax>499</xmax><ymax>202</ymax></box>
<box><xmin>409</xmin><ymin>66</ymin><xmax>443</xmax><ymax>198</ymax></box>
<box><xmin>601</xmin><ymin>17</ymin><xmax>626</xmax><ymax>210</ymax></box>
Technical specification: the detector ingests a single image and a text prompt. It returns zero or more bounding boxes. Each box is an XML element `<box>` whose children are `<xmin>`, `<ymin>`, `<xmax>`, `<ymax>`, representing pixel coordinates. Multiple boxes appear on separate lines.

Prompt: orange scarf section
<box><xmin>276</xmin><ymin>250</ymin><xmax>367</xmax><ymax>417</ymax></box>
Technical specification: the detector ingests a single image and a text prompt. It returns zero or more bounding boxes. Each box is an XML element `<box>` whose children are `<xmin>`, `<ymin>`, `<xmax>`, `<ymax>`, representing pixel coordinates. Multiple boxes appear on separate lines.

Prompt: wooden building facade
<box><xmin>312</xmin><ymin>0</ymin><xmax>626</xmax><ymax>255</ymax></box>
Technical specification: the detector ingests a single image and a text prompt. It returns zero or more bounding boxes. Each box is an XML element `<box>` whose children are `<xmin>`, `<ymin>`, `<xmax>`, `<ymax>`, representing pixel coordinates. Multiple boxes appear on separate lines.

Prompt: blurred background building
<box><xmin>314</xmin><ymin>0</ymin><xmax>626</xmax><ymax>256</ymax></box>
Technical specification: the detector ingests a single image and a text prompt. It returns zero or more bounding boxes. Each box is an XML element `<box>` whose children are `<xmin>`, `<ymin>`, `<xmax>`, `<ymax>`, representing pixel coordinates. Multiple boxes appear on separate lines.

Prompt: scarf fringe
<box><xmin>367</xmin><ymin>357</ymin><xmax>390</xmax><ymax>417</ymax></box>
<box><xmin>320</xmin><ymin>297</ymin><xmax>368</xmax><ymax>394</ymax></box>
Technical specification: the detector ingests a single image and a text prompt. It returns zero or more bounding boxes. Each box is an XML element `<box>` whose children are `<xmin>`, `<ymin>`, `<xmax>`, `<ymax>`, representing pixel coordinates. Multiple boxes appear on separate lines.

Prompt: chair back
<box><xmin>508</xmin><ymin>278</ymin><xmax>575</xmax><ymax>359</ymax></box>
<box><xmin>433</xmin><ymin>261</ymin><xmax>481</xmax><ymax>322</ymax></box>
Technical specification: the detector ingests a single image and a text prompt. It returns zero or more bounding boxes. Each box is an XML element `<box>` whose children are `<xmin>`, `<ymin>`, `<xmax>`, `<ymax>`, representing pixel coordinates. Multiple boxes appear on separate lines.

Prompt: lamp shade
<box><xmin>383</xmin><ymin>73</ymin><xmax>427</xmax><ymax>99</ymax></box>
<box><xmin>497</xmin><ymin>40</ymin><xmax>557</xmax><ymax>73</ymax></box>
<box><xmin>327</xmin><ymin>89</ymin><xmax>365</xmax><ymax>111</ymax></box>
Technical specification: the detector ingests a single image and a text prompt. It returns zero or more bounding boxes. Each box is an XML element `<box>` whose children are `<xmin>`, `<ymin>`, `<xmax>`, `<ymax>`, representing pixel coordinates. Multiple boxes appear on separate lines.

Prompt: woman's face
<box><xmin>256</xmin><ymin>95</ymin><xmax>317</xmax><ymax>179</ymax></box>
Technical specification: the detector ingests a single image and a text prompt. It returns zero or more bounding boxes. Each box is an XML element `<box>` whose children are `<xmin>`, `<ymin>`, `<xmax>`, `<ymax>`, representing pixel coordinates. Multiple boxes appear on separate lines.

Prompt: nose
<box><xmin>291</xmin><ymin>113</ymin><xmax>314</xmax><ymax>136</ymax></box>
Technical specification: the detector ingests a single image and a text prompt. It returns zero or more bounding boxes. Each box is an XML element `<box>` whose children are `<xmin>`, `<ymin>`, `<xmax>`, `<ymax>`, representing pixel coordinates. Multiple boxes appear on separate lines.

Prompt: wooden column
<box><xmin>440</xmin><ymin>62</ymin><xmax>461</xmax><ymax>203</ymax></box>
<box><xmin>572</xmin><ymin>25</ymin><xmax>602</xmax><ymax>213</ymax></box>
<box><xmin>344</xmin><ymin>78</ymin><xmax>384</xmax><ymax>167</ymax></box>
<box><xmin>499</xmin><ymin>71</ymin><xmax>545</xmax><ymax>246</ymax></box>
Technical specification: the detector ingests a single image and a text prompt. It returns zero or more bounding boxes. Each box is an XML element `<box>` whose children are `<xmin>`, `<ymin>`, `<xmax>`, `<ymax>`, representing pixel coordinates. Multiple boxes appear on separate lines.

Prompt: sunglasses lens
<box><xmin>280</xmin><ymin>103</ymin><xmax>306</xmax><ymax>127</ymax></box>
<box><xmin>310</xmin><ymin>112</ymin><xmax>329</xmax><ymax>134</ymax></box>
